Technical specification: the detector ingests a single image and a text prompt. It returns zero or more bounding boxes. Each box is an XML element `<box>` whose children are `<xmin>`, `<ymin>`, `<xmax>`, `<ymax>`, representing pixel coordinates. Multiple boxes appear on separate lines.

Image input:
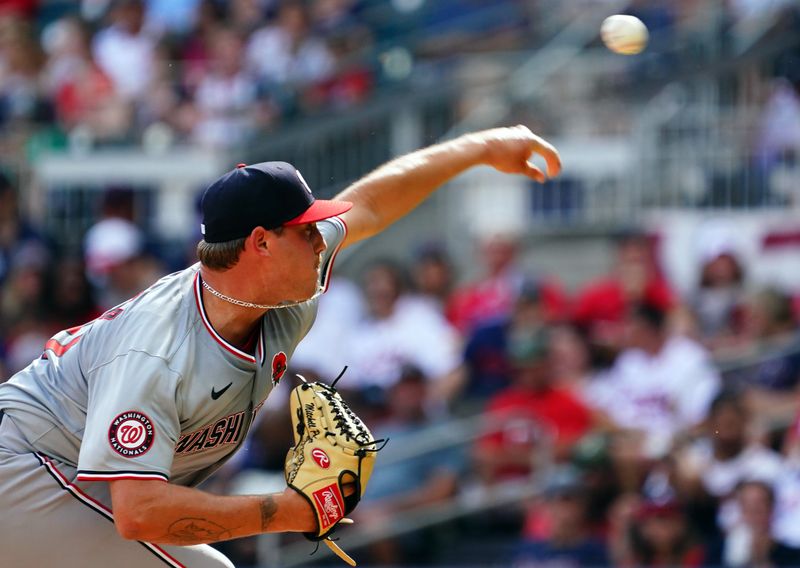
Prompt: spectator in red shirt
<box><xmin>447</xmin><ymin>232</ymin><xmax>567</xmax><ymax>335</ymax></box>
<box><xmin>572</xmin><ymin>231</ymin><xmax>672</xmax><ymax>367</ymax></box>
<box><xmin>626</xmin><ymin>498</ymin><xmax>707</xmax><ymax>567</ymax></box>
<box><xmin>474</xmin><ymin>328</ymin><xmax>593</xmax><ymax>485</ymax></box>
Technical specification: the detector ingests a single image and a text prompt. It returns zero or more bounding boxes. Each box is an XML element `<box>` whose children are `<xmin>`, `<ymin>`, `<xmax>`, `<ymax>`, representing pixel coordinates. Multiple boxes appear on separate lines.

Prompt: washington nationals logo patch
<box><xmin>108</xmin><ymin>411</ymin><xmax>155</xmax><ymax>457</ymax></box>
<box><xmin>271</xmin><ymin>352</ymin><xmax>287</xmax><ymax>385</ymax></box>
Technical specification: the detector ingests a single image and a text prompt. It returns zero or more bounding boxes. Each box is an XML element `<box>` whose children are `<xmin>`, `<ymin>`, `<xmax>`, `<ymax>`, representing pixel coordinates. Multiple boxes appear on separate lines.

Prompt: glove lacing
<box><xmin>302</xmin><ymin>367</ymin><xmax>388</xmax><ymax>452</ymax></box>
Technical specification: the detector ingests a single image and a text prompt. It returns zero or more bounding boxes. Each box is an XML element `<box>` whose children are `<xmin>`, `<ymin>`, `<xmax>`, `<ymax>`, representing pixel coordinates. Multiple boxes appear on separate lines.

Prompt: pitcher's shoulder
<box><xmin>82</xmin><ymin>266</ymin><xmax>201</xmax><ymax>365</ymax></box>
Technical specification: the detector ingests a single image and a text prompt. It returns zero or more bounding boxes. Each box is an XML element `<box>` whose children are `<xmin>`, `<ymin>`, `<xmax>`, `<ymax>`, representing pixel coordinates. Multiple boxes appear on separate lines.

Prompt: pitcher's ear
<box><xmin>249</xmin><ymin>226</ymin><xmax>270</xmax><ymax>254</ymax></box>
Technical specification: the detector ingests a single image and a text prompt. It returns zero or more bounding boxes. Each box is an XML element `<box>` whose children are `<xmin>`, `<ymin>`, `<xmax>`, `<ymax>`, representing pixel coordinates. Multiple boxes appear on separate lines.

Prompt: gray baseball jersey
<box><xmin>0</xmin><ymin>217</ymin><xmax>347</xmax><ymax>567</ymax></box>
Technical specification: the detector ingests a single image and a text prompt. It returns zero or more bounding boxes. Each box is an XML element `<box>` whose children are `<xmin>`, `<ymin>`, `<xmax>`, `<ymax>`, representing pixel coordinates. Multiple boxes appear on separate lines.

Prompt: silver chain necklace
<box><xmin>201</xmin><ymin>277</ymin><xmax>322</xmax><ymax>310</ymax></box>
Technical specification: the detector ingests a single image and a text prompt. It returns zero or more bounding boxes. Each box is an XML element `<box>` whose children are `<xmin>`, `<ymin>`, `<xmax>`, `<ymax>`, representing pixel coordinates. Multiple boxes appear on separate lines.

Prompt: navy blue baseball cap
<box><xmin>200</xmin><ymin>161</ymin><xmax>353</xmax><ymax>243</ymax></box>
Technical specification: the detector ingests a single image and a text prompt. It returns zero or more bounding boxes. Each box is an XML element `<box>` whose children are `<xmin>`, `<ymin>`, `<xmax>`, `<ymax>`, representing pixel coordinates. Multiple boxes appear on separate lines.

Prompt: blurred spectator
<box><xmin>41</xmin><ymin>17</ymin><xmax>128</xmax><ymax>140</ymax></box>
<box><xmin>188</xmin><ymin>26</ymin><xmax>277</xmax><ymax>148</ymax></box>
<box><xmin>732</xmin><ymin>288</ymin><xmax>800</xmax><ymax>430</ymax></box>
<box><xmin>549</xmin><ymin>323</ymin><xmax>593</xmax><ymax>393</ymax></box>
<box><xmin>454</xmin><ymin>278</ymin><xmax>548</xmax><ymax>407</ymax></box>
<box><xmin>0</xmin><ymin>171</ymin><xmax>50</xmax><ymax>377</ymax></box>
<box><xmin>244</xmin><ymin>1</ymin><xmax>334</xmax><ymax>88</ymax></box>
<box><xmin>92</xmin><ymin>0</ymin><xmax>156</xmax><ymax>102</ymax></box>
<box><xmin>3</xmin><ymin>320</ymin><xmax>50</xmax><ymax>376</ymax></box>
<box><xmin>774</xmin><ymin>412</ymin><xmax>800</xmax><ymax>547</ymax></box>
<box><xmin>409</xmin><ymin>242</ymin><xmax>455</xmax><ymax>313</ymax></box>
<box><xmin>713</xmin><ymin>480</ymin><xmax>800</xmax><ymax>567</ymax></box>
<box><xmin>42</xmin><ymin>257</ymin><xmax>101</xmax><ymax>331</ymax></box>
<box><xmin>0</xmin><ymin>14</ymin><xmax>50</xmax><ymax>127</ymax></box>
<box><xmin>291</xmin><ymin>275</ymin><xmax>366</xmax><ymax>379</ymax></box>
<box><xmin>83</xmin><ymin>216</ymin><xmax>144</xmax><ymax>308</ymax></box>
<box><xmin>0</xmin><ymin>171</ymin><xmax>49</xmax><ymax>287</ymax></box>
<box><xmin>473</xmin><ymin>328</ymin><xmax>593</xmax><ymax>485</ymax></box>
<box><xmin>754</xmin><ymin>79</ymin><xmax>800</xmax><ymax>175</ymax></box>
<box><xmin>572</xmin><ymin>231</ymin><xmax>673</xmax><ymax>368</ymax></box>
<box><xmin>0</xmin><ymin>242</ymin><xmax>50</xmax><ymax>377</ymax></box>
<box><xmin>228</xmin><ymin>0</ymin><xmax>273</xmax><ymax>37</ymax></box>
<box><xmin>772</xmin><ymin>414</ymin><xmax>800</xmax><ymax>547</ymax></box>
<box><xmin>688</xmin><ymin>221</ymin><xmax>748</xmax><ymax>349</ymax></box>
<box><xmin>136</xmin><ymin>37</ymin><xmax>182</xmax><ymax>141</ymax></box>
<box><xmin>570</xmin><ymin>434</ymin><xmax>622</xmax><ymax>535</ymax></box>
<box><xmin>42</xmin><ymin>17</ymin><xmax>94</xmax><ymax>94</ymax></box>
<box><xmin>675</xmin><ymin>390</ymin><xmax>783</xmax><ymax>537</ymax></box>
<box><xmin>515</xmin><ymin>467</ymin><xmax>610</xmax><ymax>567</ymax></box>
<box><xmin>586</xmin><ymin>301</ymin><xmax>720</xmax><ymax>489</ymax></box>
<box><xmin>346</xmin><ymin>259</ymin><xmax>461</xmax><ymax>404</ymax></box>
<box><xmin>178</xmin><ymin>0</ymin><xmax>226</xmax><ymax>94</ymax></box>
<box><xmin>448</xmin><ymin>232</ymin><xmax>567</xmax><ymax>335</ymax></box>
<box><xmin>625</xmin><ymin>498</ymin><xmax>707</xmax><ymax>567</ymax></box>
<box><xmin>304</xmin><ymin>5</ymin><xmax>374</xmax><ymax>111</ymax></box>
<box><xmin>83</xmin><ymin>188</ymin><xmax>164</xmax><ymax>309</ymax></box>
<box><xmin>0</xmin><ymin>172</ymin><xmax>50</xmax><ymax>345</ymax></box>
<box><xmin>356</xmin><ymin>366</ymin><xmax>463</xmax><ymax>565</ymax></box>
<box><xmin>0</xmin><ymin>244</ymin><xmax>48</xmax><ymax>336</ymax></box>
<box><xmin>314</xmin><ymin>40</ymin><xmax>373</xmax><ymax>112</ymax></box>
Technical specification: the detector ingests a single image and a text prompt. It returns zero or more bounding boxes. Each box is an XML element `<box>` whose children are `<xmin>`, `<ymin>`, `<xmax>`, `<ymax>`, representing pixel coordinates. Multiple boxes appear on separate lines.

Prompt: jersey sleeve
<box><xmin>76</xmin><ymin>351</ymin><xmax>181</xmax><ymax>482</ymax></box>
<box><xmin>316</xmin><ymin>216</ymin><xmax>347</xmax><ymax>294</ymax></box>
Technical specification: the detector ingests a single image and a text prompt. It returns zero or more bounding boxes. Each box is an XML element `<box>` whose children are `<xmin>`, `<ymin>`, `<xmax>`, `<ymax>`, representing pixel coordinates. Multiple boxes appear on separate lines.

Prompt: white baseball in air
<box><xmin>601</xmin><ymin>14</ymin><xmax>649</xmax><ymax>55</ymax></box>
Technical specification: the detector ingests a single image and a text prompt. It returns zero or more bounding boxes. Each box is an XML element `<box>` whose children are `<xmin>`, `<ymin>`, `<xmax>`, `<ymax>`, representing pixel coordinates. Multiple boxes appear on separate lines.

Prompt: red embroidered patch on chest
<box><xmin>271</xmin><ymin>351</ymin><xmax>287</xmax><ymax>384</ymax></box>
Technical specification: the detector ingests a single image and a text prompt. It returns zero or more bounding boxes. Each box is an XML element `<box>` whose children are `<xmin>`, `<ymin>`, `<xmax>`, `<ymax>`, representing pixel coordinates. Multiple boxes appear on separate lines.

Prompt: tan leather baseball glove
<box><xmin>285</xmin><ymin>368</ymin><xmax>383</xmax><ymax>565</ymax></box>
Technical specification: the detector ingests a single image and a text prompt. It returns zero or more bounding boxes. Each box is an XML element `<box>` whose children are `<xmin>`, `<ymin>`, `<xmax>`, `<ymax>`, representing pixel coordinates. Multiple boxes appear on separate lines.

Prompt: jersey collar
<box><xmin>194</xmin><ymin>272</ymin><xmax>265</xmax><ymax>365</ymax></box>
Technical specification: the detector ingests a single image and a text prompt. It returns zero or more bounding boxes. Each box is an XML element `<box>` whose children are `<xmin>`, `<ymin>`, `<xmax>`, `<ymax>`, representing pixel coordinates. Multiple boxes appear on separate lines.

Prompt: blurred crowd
<box><xmin>0</xmin><ymin>0</ymin><xmax>534</xmax><ymax>153</ymax></box>
<box><xmin>2</xmin><ymin>0</ymin><xmax>799</xmax><ymax>155</ymax></box>
<box><xmin>1</xmin><ymin>0</ymin><xmax>381</xmax><ymax>151</ymax></box>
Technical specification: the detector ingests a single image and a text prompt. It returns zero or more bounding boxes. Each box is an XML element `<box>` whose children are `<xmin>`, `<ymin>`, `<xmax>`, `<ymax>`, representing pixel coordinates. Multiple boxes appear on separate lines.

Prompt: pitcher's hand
<box><xmin>468</xmin><ymin>124</ymin><xmax>562</xmax><ymax>183</ymax></box>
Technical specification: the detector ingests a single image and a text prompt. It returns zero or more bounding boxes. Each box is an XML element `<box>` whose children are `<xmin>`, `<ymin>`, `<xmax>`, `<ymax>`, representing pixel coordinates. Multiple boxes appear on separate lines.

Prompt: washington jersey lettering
<box><xmin>175</xmin><ymin>411</ymin><xmax>245</xmax><ymax>455</ymax></box>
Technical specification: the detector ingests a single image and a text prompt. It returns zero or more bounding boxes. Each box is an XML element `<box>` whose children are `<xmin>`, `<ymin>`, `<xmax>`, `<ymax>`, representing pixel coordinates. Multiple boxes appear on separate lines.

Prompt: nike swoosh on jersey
<box><xmin>211</xmin><ymin>382</ymin><xmax>233</xmax><ymax>400</ymax></box>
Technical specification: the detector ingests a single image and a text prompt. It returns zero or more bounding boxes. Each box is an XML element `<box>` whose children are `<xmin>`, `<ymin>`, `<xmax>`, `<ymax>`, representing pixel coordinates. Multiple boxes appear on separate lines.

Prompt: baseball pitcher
<box><xmin>0</xmin><ymin>126</ymin><xmax>560</xmax><ymax>567</ymax></box>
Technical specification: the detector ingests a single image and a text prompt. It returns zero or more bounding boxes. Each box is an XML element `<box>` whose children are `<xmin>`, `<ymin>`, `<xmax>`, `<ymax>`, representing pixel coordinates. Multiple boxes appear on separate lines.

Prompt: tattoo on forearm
<box><xmin>164</xmin><ymin>518</ymin><xmax>232</xmax><ymax>545</ymax></box>
<box><xmin>260</xmin><ymin>495</ymin><xmax>278</xmax><ymax>530</ymax></box>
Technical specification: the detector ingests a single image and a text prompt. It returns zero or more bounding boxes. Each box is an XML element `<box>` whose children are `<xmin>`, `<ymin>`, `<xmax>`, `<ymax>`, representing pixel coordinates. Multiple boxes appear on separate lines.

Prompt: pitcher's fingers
<box><xmin>532</xmin><ymin>137</ymin><xmax>562</xmax><ymax>178</ymax></box>
<box><xmin>522</xmin><ymin>162</ymin><xmax>546</xmax><ymax>183</ymax></box>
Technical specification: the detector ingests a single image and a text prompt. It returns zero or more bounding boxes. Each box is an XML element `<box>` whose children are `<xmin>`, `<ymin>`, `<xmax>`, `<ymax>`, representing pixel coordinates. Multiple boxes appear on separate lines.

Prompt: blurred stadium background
<box><xmin>3</xmin><ymin>0</ymin><xmax>800</xmax><ymax>566</ymax></box>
